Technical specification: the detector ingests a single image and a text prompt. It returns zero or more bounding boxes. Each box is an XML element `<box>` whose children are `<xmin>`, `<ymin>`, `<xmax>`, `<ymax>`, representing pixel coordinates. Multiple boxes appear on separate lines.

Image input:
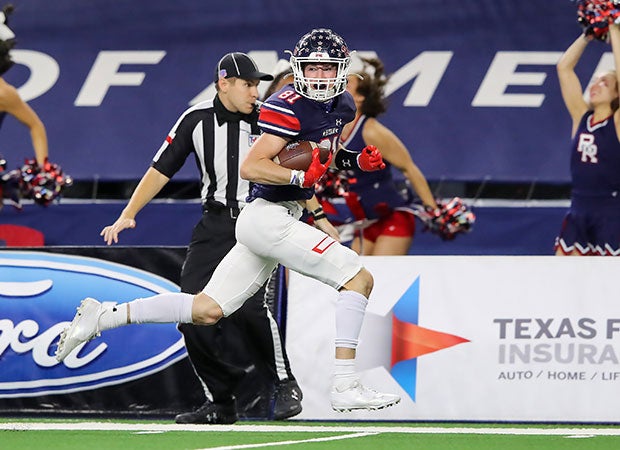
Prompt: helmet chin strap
<box><xmin>307</xmin><ymin>84</ymin><xmax>336</xmax><ymax>101</ymax></box>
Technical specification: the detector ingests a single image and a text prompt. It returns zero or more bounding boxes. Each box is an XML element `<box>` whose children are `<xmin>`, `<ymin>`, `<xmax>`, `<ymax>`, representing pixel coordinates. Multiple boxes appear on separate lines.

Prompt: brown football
<box><xmin>273</xmin><ymin>140</ymin><xmax>330</xmax><ymax>171</ymax></box>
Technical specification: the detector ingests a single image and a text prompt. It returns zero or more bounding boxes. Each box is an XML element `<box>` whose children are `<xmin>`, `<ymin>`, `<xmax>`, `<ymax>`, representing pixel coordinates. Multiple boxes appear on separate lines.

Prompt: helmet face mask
<box><xmin>289</xmin><ymin>28</ymin><xmax>351</xmax><ymax>101</ymax></box>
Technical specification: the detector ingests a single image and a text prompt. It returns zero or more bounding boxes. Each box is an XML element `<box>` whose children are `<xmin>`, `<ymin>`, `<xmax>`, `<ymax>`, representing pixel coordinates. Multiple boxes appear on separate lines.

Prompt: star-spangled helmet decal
<box><xmin>289</xmin><ymin>28</ymin><xmax>351</xmax><ymax>101</ymax></box>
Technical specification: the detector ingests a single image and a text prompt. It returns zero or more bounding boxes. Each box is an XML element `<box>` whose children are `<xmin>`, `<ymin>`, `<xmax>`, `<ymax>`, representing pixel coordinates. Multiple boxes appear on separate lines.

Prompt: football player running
<box><xmin>56</xmin><ymin>28</ymin><xmax>400</xmax><ymax>413</ymax></box>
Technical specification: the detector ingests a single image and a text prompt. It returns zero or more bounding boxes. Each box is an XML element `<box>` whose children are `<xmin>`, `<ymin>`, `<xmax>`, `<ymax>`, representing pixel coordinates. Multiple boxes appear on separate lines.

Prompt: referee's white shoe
<box><xmin>330</xmin><ymin>379</ymin><xmax>401</xmax><ymax>412</ymax></box>
<box><xmin>55</xmin><ymin>297</ymin><xmax>105</xmax><ymax>362</ymax></box>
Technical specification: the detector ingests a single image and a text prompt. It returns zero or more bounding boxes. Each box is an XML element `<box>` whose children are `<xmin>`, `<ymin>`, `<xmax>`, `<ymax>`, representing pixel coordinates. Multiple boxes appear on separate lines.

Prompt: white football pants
<box><xmin>203</xmin><ymin>198</ymin><xmax>363</xmax><ymax>316</ymax></box>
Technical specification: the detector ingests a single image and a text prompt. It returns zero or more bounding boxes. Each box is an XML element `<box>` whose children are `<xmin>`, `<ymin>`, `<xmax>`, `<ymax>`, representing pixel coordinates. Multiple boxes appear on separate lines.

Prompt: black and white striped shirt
<box><xmin>152</xmin><ymin>96</ymin><xmax>261</xmax><ymax>209</ymax></box>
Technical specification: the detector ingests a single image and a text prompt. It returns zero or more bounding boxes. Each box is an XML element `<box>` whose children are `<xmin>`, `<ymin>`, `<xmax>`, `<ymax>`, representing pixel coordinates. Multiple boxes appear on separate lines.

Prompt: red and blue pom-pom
<box><xmin>0</xmin><ymin>155</ymin><xmax>72</xmax><ymax>209</ymax></box>
<box><xmin>19</xmin><ymin>158</ymin><xmax>73</xmax><ymax>206</ymax></box>
<box><xmin>575</xmin><ymin>0</ymin><xmax>620</xmax><ymax>41</ymax></box>
<box><xmin>415</xmin><ymin>197</ymin><xmax>476</xmax><ymax>241</ymax></box>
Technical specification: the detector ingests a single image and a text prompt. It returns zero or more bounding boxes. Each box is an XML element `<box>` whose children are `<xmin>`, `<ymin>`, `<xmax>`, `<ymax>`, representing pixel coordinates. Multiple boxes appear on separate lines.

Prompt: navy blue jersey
<box><xmin>249</xmin><ymin>86</ymin><xmax>355</xmax><ymax>202</ymax></box>
<box><xmin>570</xmin><ymin>112</ymin><xmax>620</xmax><ymax>199</ymax></box>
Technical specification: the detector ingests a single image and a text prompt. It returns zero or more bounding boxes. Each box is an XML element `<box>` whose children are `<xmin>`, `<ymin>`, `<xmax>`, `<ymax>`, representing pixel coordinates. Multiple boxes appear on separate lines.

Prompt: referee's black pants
<box><xmin>178</xmin><ymin>208</ymin><xmax>295</xmax><ymax>407</ymax></box>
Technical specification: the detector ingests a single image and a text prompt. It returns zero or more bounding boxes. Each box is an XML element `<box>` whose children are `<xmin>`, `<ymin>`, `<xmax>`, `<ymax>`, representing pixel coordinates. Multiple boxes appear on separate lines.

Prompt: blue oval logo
<box><xmin>0</xmin><ymin>251</ymin><xmax>186</xmax><ymax>397</ymax></box>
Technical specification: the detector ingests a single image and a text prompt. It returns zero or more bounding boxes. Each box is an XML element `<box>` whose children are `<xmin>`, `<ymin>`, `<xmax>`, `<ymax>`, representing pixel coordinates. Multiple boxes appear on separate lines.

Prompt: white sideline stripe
<box><xmin>197</xmin><ymin>432</ymin><xmax>378</xmax><ymax>450</ymax></box>
<box><xmin>1</xmin><ymin>423</ymin><xmax>620</xmax><ymax>436</ymax></box>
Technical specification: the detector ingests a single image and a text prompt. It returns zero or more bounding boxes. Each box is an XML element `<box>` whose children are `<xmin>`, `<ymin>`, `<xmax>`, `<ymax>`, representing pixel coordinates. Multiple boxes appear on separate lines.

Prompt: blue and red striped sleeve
<box><xmin>257</xmin><ymin>103</ymin><xmax>301</xmax><ymax>138</ymax></box>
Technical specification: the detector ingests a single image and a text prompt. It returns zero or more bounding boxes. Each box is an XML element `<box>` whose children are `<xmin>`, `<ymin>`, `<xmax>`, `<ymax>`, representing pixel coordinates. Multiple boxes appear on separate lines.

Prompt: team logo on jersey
<box><xmin>391</xmin><ymin>276</ymin><xmax>469</xmax><ymax>401</ymax></box>
<box><xmin>577</xmin><ymin>133</ymin><xmax>598</xmax><ymax>163</ymax></box>
<box><xmin>0</xmin><ymin>251</ymin><xmax>186</xmax><ymax>398</ymax></box>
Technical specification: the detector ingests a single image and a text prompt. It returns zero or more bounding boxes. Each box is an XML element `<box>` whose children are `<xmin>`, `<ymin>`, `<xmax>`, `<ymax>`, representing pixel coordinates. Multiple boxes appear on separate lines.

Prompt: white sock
<box><xmin>127</xmin><ymin>292</ymin><xmax>194</xmax><ymax>324</ymax></box>
<box><xmin>98</xmin><ymin>303</ymin><xmax>129</xmax><ymax>332</ymax></box>
<box><xmin>334</xmin><ymin>290</ymin><xmax>368</xmax><ymax>349</ymax></box>
<box><xmin>333</xmin><ymin>358</ymin><xmax>357</xmax><ymax>389</ymax></box>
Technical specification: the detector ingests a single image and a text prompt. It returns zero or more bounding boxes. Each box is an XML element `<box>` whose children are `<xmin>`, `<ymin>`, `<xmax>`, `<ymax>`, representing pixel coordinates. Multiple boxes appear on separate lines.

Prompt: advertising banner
<box><xmin>0</xmin><ymin>201</ymin><xmax>567</xmax><ymax>255</ymax></box>
<box><xmin>0</xmin><ymin>247</ymin><xmax>200</xmax><ymax>415</ymax></box>
<box><xmin>0</xmin><ymin>0</ymin><xmax>599</xmax><ymax>183</ymax></box>
<box><xmin>286</xmin><ymin>256</ymin><xmax>620</xmax><ymax>422</ymax></box>
<box><xmin>0</xmin><ymin>247</ymin><xmax>278</xmax><ymax>418</ymax></box>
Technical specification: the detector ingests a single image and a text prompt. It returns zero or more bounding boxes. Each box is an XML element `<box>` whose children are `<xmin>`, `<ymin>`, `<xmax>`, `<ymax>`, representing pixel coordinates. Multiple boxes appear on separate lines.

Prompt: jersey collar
<box><xmin>214</xmin><ymin>95</ymin><xmax>258</xmax><ymax>126</ymax></box>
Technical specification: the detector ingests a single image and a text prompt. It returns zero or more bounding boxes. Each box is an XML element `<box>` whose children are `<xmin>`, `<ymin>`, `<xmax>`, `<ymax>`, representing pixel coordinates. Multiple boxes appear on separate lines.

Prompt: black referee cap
<box><xmin>214</xmin><ymin>52</ymin><xmax>273</xmax><ymax>83</ymax></box>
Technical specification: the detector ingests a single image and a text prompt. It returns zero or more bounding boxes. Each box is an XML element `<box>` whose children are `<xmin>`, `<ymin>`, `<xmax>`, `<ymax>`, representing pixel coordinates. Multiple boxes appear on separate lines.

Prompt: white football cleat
<box><xmin>55</xmin><ymin>297</ymin><xmax>105</xmax><ymax>362</ymax></box>
<box><xmin>330</xmin><ymin>380</ymin><xmax>401</xmax><ymax>412</ymax></box>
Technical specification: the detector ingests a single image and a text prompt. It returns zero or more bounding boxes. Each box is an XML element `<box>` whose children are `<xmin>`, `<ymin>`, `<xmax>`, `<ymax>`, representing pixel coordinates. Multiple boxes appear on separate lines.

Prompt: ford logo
<box><xmin>0</xmin><ymin>251</ymin><xmax>187</xmax><ymax>397</ymax></box>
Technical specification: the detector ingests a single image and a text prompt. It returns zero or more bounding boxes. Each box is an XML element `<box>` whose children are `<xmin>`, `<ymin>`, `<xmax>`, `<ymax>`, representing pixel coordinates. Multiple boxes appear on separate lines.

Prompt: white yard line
<box><xmin>196</xmin><ymin>432</ymin><xmax>378</xmax><ymax>450</ymax></box>
<box><xmin>0</xmin><ymin>422</ymin><xmax>619</xmax><ymax>436</ymax></box>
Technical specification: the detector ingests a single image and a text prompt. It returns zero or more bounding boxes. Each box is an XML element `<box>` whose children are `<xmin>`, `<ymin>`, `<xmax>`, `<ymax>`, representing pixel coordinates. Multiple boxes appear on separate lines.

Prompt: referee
<box><xmin>100</xmin><ymin>52</ymin><xmax>302</xmax><ymax>423</ymax></box>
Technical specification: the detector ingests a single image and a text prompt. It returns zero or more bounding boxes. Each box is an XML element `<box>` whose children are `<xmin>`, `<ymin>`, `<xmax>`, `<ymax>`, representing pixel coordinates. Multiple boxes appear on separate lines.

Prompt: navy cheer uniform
<box><xmin>556</xmin><ymin>111</ymin><xmax>620</xmax><ymax>255</ymax></box>
<box><xmin>314</xmin><ymin>115</ymin><xmax>415</xmax><ymax>228</ymax></box>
